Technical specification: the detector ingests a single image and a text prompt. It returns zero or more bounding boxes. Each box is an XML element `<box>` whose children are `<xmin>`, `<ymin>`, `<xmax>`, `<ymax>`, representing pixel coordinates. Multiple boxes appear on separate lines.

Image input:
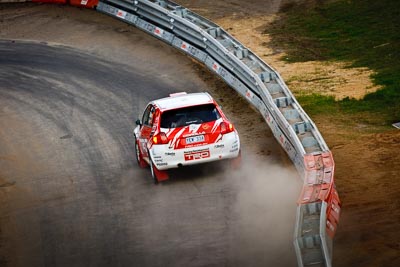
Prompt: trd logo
<box><xmin>184</xmin><ymin>149</ymin><xmax>210</xmax><ymax>161</ymax></box>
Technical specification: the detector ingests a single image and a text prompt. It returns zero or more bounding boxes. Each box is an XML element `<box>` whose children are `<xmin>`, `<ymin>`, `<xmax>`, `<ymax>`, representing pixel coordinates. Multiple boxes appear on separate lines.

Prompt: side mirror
<box><xmin>135</xmin><ymin>119</ymin><xmax>142</xmax><ymax>126</ymax></box>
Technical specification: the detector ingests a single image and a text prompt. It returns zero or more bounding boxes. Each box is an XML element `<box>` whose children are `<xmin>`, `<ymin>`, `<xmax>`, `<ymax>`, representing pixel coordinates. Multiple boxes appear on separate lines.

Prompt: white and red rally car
<box><xmin>133</xmin><ymin>92</ymin><xmax>241</xmax><ymax>183</ymax></box>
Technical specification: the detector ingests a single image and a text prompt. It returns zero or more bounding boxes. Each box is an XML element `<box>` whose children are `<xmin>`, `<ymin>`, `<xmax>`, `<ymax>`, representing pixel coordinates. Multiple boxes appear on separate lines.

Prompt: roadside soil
<box><xmin>1</xmin><ymin>1</ymin><xmax>399</xmax><ymax>266</ymax></box>
<box><xmin>175</xmin><ymin>1</ymin><xmax>400</xmax><ymax>266</ymax></box>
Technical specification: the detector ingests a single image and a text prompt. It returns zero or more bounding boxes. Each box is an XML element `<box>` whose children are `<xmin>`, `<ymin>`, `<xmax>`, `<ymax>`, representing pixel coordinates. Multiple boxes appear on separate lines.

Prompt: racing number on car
<box><xmin>184</xmin><ymin>149</ymin><xmax>210</xmax><ymax>161</ymax></box>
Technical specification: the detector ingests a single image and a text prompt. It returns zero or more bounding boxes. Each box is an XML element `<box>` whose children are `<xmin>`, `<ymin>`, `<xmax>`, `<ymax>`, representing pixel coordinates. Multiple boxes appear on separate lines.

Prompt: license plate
<box><xmin>186</xmin><ymin>135</ymin><xmax>205</xmax><ymax>144</ymax></box>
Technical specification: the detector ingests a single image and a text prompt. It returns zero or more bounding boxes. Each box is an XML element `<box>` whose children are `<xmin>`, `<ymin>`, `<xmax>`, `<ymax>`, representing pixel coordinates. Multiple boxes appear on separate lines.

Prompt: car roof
<box><xmin>153</xmin><ymin>92</ymin><xmax>215</xmax><ymax>111</ymax></box>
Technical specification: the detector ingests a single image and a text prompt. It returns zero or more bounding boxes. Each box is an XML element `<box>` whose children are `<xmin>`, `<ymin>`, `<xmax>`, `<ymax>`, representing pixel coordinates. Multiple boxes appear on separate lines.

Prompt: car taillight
<box><xmin>220</xmin><ymin>121</ymin><xmax>234</xmax><ymax>134</ymax></box>
<box><xmin>153</xmin><ymin>132</ymin><xmax>168</xmax><ymax>144</ymax></box>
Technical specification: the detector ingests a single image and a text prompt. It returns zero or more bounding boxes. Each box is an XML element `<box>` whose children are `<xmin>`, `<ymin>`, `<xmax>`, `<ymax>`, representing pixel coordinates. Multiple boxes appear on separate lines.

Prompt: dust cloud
<box><xmin>227</xmin><ymin>153</ymin><xmax>302</xmax><ymax>267</ymax></box>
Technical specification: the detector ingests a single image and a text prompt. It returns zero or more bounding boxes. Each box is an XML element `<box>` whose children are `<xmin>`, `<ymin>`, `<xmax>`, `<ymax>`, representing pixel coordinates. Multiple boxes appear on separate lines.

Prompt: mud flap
<box><xmin>150</xmin><ymin>157</ymin><xmax>169</xmax><ymax>183</ymax></box>
<box><xmin>138</xmin><ymin>155</ymin><xmax>148</xmax><ymax>168</ymax></box>
<box><xmin>154</xmin><ymin>167</ymin><xmax>169</xmax><ymax>182</ymax></box>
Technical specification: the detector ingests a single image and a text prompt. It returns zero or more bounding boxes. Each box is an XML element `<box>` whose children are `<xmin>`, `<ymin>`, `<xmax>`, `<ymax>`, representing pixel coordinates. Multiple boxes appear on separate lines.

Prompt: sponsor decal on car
<box><xmin>157</xmin><ymin>163</ymin><xmax>168</xmax><ymax>166</ymax></box>
<box><xmin>214</xmin><ymin>144</ymin><xmax>225</xmax><ymax>149</ymax></box>
<box><xmin>184</xmin><ymin>149</ymin><xmax>210</xmax><ymax>161</ymax></box>
<box><xmin>165</xmin><ymin>152</ymin><xmax>176</xmax><ymax>156</ymax></box>
<box><xmin>230</xmin><ymin>143</ymin><xmax>239</xmax><ymax>153</ymax></box>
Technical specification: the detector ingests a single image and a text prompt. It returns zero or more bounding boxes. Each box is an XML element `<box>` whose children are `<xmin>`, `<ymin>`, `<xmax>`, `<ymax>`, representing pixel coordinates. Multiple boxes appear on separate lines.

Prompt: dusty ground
<box><xmin>175</xmin><ymin>1</ymin><xmax>400</xmax><ymax>266</ymax></box>
<box><xmin>0</xmin><ymin>0</ymin><xmax>399</xmax><ymax>266</ymax></box>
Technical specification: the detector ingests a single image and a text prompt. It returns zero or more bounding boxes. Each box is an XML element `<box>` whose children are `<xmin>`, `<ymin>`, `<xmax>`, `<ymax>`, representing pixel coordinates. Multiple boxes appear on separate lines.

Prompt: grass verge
<box><xmin>267</xmin><ymin>0</ymin><xmax>400</xmax><ymax>125</ymax></box>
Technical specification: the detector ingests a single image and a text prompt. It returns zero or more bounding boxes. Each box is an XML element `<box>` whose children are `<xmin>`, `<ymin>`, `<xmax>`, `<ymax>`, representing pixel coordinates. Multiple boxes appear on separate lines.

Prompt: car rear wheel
<box><xmin>134</xmin><ymin>136</ymin><xmax>147</xmax><ymax>168</ymax></box>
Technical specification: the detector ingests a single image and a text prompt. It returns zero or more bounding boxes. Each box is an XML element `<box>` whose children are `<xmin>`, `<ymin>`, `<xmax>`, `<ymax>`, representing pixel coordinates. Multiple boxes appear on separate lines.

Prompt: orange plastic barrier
<box><xmin>299</xmin><ymin>151</ymin><xmax>336</xmax><ymax>204</ymax></box>
<box><xmin>298</xmin><ymin>183</ymin><xmax>330</xmax><ymax>204</ymax></box>
<box><xmin>304</xmin><ymin>152</ymin><xmax>335</xmax><ymax>185</ymax></box>
<box><xmin>69</xmin><ymin>0</ymin><xmax>98</xmax><ymax>8</ymax></box>
<box><xmin>326</xmin><ymin>187</ymin><xmax>341</xmax><ymax>238</ymax></box>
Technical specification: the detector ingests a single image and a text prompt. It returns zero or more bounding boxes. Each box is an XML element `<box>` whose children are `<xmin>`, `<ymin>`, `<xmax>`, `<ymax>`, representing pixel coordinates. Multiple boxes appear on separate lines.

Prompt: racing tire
<box><xmin>134</xmin><ymin>136</ymin><xmax>147</xmax><ymax>168</ymax></box>
<box><xmin>149</xmin><ymin>159</ymin><xmax>159</xmax><ymax>184</ymax></box>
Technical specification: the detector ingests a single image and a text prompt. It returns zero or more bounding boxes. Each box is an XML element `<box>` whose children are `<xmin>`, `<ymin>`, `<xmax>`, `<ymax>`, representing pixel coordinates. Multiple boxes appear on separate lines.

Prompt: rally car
<box><xmin>133</xmin><ymin>92</ymin><xmax>241</xmax><ymax>183</ymax></box>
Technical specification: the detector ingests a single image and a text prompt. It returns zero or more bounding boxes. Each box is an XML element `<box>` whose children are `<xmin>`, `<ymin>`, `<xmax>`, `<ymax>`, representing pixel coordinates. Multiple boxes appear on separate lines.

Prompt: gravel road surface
<box><xmin>0</xmin><ymin>35</ymin><xmax>300</xmax><ymax>267</ymax></box>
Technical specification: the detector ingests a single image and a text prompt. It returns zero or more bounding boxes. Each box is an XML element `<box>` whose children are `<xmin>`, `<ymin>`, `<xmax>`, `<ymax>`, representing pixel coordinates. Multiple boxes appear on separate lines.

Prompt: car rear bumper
<box><xmin>149</xmin><ymin>131</ymin><xmax>240</xmax><ymax>170</ymax></box>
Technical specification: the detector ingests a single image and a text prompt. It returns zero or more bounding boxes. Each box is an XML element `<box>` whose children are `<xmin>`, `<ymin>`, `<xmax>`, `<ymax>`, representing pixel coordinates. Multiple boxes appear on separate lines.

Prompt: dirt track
<box><xmin>1</xmin><ymin>1</ymin><xmax>400</xmax><ymax>267</ymax></box>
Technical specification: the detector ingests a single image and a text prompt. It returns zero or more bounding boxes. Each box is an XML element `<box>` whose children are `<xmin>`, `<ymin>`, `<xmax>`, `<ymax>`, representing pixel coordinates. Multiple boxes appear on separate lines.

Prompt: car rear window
<box><xmin>160</xmin><ymin>104</ymin><xmax>221</xmax><ymax>128</ymax></box>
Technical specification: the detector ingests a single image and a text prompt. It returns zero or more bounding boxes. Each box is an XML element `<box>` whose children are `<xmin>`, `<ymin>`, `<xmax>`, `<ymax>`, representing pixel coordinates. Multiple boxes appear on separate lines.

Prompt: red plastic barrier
<box><xmin>326</xmin><ymin>187</ymin><xmax>341</xmax><ymax>238</ymax></box>
<box><xmin>32</xmin><ymin>0</ymin><xmax>67</xmax><ymax>3</ymax></box>
<box><xmin>299</xmin><ymin>151</ymin><xmax>336</xmax><ymax>204</ymax></box>
<box><xmin>69</xmin><ymin>0</ymin><xmax>98</xmax><ymax>8</ymax></box>
<box><xmin>298</xmin><ymin>183</ymin><xmax>330</xmax><ymax>204</ymax></box>
<box><xmin>298</xmin><ymin>150</ymin><xmax>341</xmax><ymax>238</ymax></box>
<box><xmin>298</xmin><ymin>182</ymin><xmax>341</xmax><ymax>237</ymax></box>
<box><xmin>326</xmin><ymin>215</ymin><xmax>338</xmax><ymax>238</ymax></box>
<box><xmin>304</xmin><ymin>152</ymin><xmax>335</xmax><ymax>185</ymax></box>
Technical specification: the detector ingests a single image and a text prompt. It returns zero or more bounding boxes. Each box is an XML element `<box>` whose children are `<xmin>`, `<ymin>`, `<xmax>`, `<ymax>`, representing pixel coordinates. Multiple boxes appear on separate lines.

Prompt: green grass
<box><xmin>268</xmin><ymin>0</ymin><xmax>400</xmax><ymax>125</ymax></box>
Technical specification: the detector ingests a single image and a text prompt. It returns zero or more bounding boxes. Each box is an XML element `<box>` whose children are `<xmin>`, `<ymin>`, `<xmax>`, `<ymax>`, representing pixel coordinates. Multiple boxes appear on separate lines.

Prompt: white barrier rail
<box><xmin>1</xmin><ymin>0</ymin><xmax>341</xmax><ymax>266</ymax></box>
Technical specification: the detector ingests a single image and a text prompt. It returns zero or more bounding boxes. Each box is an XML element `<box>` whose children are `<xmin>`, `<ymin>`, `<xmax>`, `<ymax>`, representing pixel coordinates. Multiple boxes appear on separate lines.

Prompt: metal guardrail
<box><xmin>1</xmin><ymin>0</ymin><xmax>341</xmax><ymax>266</ymax></box>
